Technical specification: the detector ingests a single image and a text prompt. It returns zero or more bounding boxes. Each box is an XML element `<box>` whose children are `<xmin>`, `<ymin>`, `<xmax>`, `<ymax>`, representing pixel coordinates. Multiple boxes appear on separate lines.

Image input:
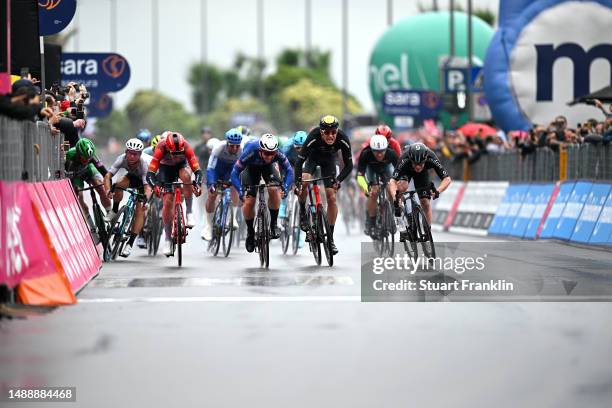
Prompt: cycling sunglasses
<box><xmin>261</xmin><ymin>150</ymin><xmax>277</xmax><ymax>157</ymax></box>
<box><xmin>322</xmin><ymin>128</ymin><xmax>338</xmax><ymax>135</ymax></box>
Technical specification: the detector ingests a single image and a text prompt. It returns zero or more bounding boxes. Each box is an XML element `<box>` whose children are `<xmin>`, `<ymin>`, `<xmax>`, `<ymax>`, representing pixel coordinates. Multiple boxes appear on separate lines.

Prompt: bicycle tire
<box><xmin>209</xmin><ymin>200</ymin><xmax>222</xmax><ymax>256</ymax></box>
<box><xmin>308</xmin><ymin>206</ymin><xmax>321</xmax><ymax>266</ymax></box>
<box><xmin>106</xmin><ymin>206</ymin><xmax>127</xmax><ymax>261</ymax></box>
<box><xmin>291</xmin><ymin>198</ymin><xmax>301</xmax><ymax>255</ymax></box>
<box><xmin>372</xmin><ymin>204</ymin><xmax>384</xmax><ymax>256</ymax></box>
<box><xmin>383</xmin><ymin>200</ymin><xmax>395</xmax><ymax>256</ymax></box>
<box><xmin>222</xmin><ymin>201</ymin><xmax>234</xmax><ymax>257</ymax></box>
<box><xmin>415</xmin><ymin>205</ymin><xmax>436</xmax><ymax>259</ymax></box>
<box><xmin>146</xmin><ymin>204</ymin><xmax>155</xmax><ymax>256</ymax></box>
<box><xmin>92</xmin><ymin>203</ymin><xmax>108</xmax><ymax>252</ymax></box>
<box><xmin>176</xmin><ymin>205</ymin><xmax>184</xmax><ymax>267</ymax></box>
<box><xmin>317</xmin><ymin>205</ymin><xmax>334</xmax><ymax>267</ymax></box>
<box><xmin>280</xmin><ymin>211</ymin><xmax>290</xmax><ymax>255</ymax></box>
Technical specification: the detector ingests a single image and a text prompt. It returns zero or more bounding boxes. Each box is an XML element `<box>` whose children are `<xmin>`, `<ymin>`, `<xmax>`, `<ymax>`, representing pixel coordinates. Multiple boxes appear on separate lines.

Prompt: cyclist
<box><xmin>146</xmin><ymin>131</ymin><xmax>204</xmax><ymax>256</ymax></box>
<box><xmin>294</xmin><ymin>115</ymin><xmax>353</xmax><ymax>255</ymax></box>
<box><xmin>356</xmin><ymin>135</ymin><xmax>399</xmax><ymax>236</ymax></box>
<box><xmin>65</xmin><ymin>138</ymin><xmax>112</xmax><ymax>232</ymax></box>
<box><xmin>230</xmin><ymin>134</ymin><xmax>294</xmax><ymax>253</ymax></box>
<box><xmin>358</xmin><ymin>124</ymin><xmax>402</xmax><ymax>157</ymax></box>
<box><xmin>388</xmin><ymin>142</ymin><xmax>452</xmax><ymax>241</ymax></box>
<box><xmin>136</xmin><ymin>128</ymin><xmax>152</xmax><ymax>149</ymax></box>
<box><xmin>104</xmin><ymin>138</ymin><xmax>153</xmax><ymax>257</ymax></box>
<box><xmin>201</xmin><ymin>128</ymin><xmax>243</xmax><ymax>240</ymax></box>
<box><xmin>279</xmin><ymin>131</ymin><xmax>307</xmax><ymax>219</ymax></box>
<box><xmin>143</xmin><ymin>134</ymin><xmax>161</xmax><ymax>156</ymax></box>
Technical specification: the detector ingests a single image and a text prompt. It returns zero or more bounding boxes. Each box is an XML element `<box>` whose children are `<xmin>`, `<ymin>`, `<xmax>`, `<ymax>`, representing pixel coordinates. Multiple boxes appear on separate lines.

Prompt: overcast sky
<box><xmin>65</xmin><ymin>0</ymin><xmax>499</xmax><ymax>114</ymax></box>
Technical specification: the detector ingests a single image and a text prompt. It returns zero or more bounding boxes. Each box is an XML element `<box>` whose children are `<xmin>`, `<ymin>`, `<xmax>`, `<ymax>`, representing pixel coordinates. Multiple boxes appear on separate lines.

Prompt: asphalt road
<box><xmin>2</xmin><ymin>209</ymin><xmax>612</xmax><ymax>408</ymax></box>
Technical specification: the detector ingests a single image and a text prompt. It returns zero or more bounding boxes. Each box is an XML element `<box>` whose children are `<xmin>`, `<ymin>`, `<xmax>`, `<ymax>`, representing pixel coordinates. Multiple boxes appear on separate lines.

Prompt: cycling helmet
<box><xmin>225</xmin><ymin>128</ymin><xmax>243</xmax><ymax>145</ymax></box>
<box><xmin>259</xmin><ymin>133</ymin><xmax>279</xmax><ymax>152</ymax></box>
<box><xmin>236</xmin><ymin>125</ymin><xmax>252</xmax><ymax>137</ymax></box>
<box><xmin>293</xmin><ymin>131</ymin><xmax>308</xmax><ymax>146</ymax></box>
<box><xmin>319</xmin><ymin>115</ymin><xmax>339</xmax><ymax>130</ymax></box>
<box><xmin>136</xmin><ymin>129</ymin><xmax>152</xmax><ymax>143</ymax></box>
<box><xmin>165</xmin><ymin>132</ymin><xmax>185</xmax><ymax>153</ymax></box>
<box><xmin>76</xmin><ymin>138</ymin><xmax>96</xmax><ymax>159</ymax></box>
<box><xmin>407</xmin><ymin>143</ymin><xmax>428</xmax><ymax>163</ymax></box>
<box><xmin>369</xmin><ymin>135</ymin><xmax>388</xmax><ymax>151</ymax></box>
<box><xmin>206</xmin><ymin>138</ymin><xmax>220</xmax><ymax>150</ymax></box>
<box><xmin>151</xmin><ymin>134</ymin><xmax>161</xmax><ymax>149</ymax></box>
<box><xmin>375</xmin><ymin>124</ymin><xmax>393</xmax><ymax>139</ymax></box>
<box><xmin>125</xmin><ymin>138</ymin><xmax>144</xmax><ymax>152</ymax></box>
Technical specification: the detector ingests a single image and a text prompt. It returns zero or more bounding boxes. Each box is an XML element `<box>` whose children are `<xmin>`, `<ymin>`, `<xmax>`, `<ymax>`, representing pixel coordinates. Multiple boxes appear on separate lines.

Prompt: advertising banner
<box><xmin>39</xmin><ymin>0</ymin><xmax>77</xmax><ymax>36</ymax></box>
<box><xmin>61</xmin><ymin>52</ymin><xmax>131</xmax><ymax>94</ymax></box>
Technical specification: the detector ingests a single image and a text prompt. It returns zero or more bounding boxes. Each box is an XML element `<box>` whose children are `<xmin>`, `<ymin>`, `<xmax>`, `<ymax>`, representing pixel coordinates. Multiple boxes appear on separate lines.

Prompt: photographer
<box><xmin>50</xmin><ymin>82</ymin><xmax>89</xmax><ymax>147</ymax></box>
<box><xmin>0</xmin><ymin>79</ymin><xmax>54</xmax><ymax>122</ymax></box>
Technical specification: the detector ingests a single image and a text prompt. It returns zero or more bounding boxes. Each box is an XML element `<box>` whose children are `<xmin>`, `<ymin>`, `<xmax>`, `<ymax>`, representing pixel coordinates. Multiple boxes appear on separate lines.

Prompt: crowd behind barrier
<box><xmin>0</xmin><ymin>115</ymin><xmax>66</xmax><ymax>181</ymax></box>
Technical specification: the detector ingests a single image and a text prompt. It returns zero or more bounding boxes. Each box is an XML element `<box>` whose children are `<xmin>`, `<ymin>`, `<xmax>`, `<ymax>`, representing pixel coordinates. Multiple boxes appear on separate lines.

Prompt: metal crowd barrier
<box><xmin>439</xmin><ymin>144</ymin><xmax>611</xmax><ymax>182</ymax></box>
<box><xmin>0</xmin><ymin>115</ymin><xmax>65</xmax><ymax>181</ymax></box>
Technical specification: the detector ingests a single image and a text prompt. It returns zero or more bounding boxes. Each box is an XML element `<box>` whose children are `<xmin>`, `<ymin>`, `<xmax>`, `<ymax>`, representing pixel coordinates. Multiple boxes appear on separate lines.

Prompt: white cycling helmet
<box><xmin>125</xmin><ymin>138</ymin><xmax>144</xmax><ymax>152</ymax></box>
<box><xmin>206</xmin><ymin>138</ymin><xmax>221</xmax><ymax>150</ymax></box>
<box><xmin>369</xmin><ymin>135</ymin><xmax>388</xmax><ymax>151</ymax></box>
<box><xmin>259</xmin><ymin>133</ymin><xmax>279</xmax><ymax>152</ymax></box>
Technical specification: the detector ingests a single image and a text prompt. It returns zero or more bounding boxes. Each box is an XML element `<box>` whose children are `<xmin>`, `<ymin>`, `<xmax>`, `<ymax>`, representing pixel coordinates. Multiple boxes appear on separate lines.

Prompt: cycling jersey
<box><xmin>294</xmin><ymin>127</ymin><xmax>353</xmax><ymax>183</ymax></box>
<box><xmin>148</xmin><ymin>137</ymin><xmax>200</xmax><ymax>173</ymax></box>
<box><xmin>392</xmin><ymin>147</ymin><xmax>448</xmax><ymax>180</ymax></box>
<box><xmin>357</xmin><ymin>147</ymin><xmax>399</xmax><ymax>175</ymax></box>
<box><xmin>108</xmin><ymin>153</ymin><xmax>153</xmax><ymax>185</ymax></box>
<box><xmin>231</xmin><ymin>140</ymin><xmax>294</xmax><ymax>193</ymax></box>
<box><xmin>206</xmin><ymin>141</ymin><xmax>242</xmax><ymax>187</ymax></box>
<box><xmin>280</xmin><ymin>143</ymin><xmax>300</xmax><ymax>167</ymax></box>
<box><xmin>142</xmin><ymin>146</ymin><xmax>154</xmax><ymax>156</ymax></box>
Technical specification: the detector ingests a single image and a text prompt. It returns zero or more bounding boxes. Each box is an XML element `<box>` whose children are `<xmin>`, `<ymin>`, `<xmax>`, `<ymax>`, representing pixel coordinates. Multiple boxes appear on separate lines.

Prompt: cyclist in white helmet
<box><xmin>104</xmin><ymin>138</ymin><xmax>153</xmax><ymax>257</ymax></box>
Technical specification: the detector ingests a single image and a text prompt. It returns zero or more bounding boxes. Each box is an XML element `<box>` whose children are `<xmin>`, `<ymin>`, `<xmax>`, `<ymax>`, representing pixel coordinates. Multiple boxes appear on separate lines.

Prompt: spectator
<box><xmin>194</xmin><ymin>126</ymin><xmax>213</xmax><ymax>170</ymax></box>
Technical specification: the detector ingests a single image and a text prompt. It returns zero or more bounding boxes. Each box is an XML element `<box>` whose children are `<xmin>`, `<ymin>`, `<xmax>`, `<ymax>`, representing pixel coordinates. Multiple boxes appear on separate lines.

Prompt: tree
<box><xmin>188</xmin><ymin>63</ymin><xmax>224</xmax><ymax>114</ymax></box>
<box><xmin>279</xmin><ymin>78</ymin><xmax>361</xmax><ymax>130</ymax></box>
<box><xmin>95</xmin><ymin>110</ymin><xmax>130</xmax><ymax>143</ymax></box>
<box><xmin>205</xmin><ymin>97</ymin><xmax>270</xmax><ymax>137</ymax></box>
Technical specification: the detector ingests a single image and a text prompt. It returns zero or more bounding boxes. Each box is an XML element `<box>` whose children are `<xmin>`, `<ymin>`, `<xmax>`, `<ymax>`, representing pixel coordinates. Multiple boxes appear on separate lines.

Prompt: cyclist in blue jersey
<box><xmin>201</xmin><ymin>128</ymin><xmax>243</xmax><ymax>240</ymax></box>
<box><xmin>231</xmin><ymin>134</ymin><xmax>294</xmax><ymax>253</ymax></box>
<box><xmin>279</xmin><ymin>131</ymin><xmax>307</xmax><ymax>218</ymax></box>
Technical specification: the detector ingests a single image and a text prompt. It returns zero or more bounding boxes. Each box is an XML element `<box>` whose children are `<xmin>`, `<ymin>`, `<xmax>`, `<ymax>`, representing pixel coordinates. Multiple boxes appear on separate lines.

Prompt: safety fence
<box><xmin>0</xmin><ymin>115</ymin><xmax>65</xmax><ymax>182</ymax></box>
<box><xmin>440</xmin><ymin>144</ymin><xmax>612</xmax><ymax>182</ymax></box>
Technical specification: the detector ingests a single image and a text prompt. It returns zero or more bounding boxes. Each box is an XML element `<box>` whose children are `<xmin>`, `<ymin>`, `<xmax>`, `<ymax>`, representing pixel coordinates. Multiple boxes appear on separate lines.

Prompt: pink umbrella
<box><xmin>457</xmin><ymin>122</ymin><xmax>498</xmax><ymax>138</ymax></box>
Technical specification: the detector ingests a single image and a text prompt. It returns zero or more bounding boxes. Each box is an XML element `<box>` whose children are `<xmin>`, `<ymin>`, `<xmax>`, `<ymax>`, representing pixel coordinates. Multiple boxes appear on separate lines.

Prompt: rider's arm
<box><xmin>389</xmin><ymin>138</ymin><xmax>402</xmax><ymax>156</ymax></box>
<box><xmin>185</xmin><ymin>144</ymin><xmax>201</xmax><ymax>172</ymax></box>
<box><xmin>148</xmin><ymin>143</ymin><xmax>165</xmax><ymax>173</ymax></box>
<box><xmin>336</xmin><ymin>134</ymin><xmax>353</xmax><ymax>182</ymax></box>
<box><xmin>105</xmin><ymin>155</ymin><xmax>122</xmax><ymax>190</ymax></box>
<box><xmin>277</xmin><ymin>153</ymin><xmax>294</xmax><ymax>192</ymax></box>
<box><xmin>356</xmin><ymin>151</ymin><xmax>369</xmax><ymax>194</ymax></box>
<box><xmin>230</xmin><ymin>157</ymin><xmax>246</xmax><ymax>193</ymax></box>
<box><xmin>428</xmin><ymin>153</ymin><xmax>451</xmax><ymax>194</ymax></box>
<box><xmin>293</xmin><ymin>132</ymin><xmax>316</xmax><ymax>181</ymax></box>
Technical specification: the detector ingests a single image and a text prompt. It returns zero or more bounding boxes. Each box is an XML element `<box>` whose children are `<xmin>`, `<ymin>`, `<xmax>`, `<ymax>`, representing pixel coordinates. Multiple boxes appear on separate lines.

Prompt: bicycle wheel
<box><xmin>92</xmin><ymin>203</ymin><xmax>108</xmax><ymax>252</ymax></box>
<box><xmin>280</xmin><ymin>209</ymin><xmax>290</xmax><ymax>255</ymax></box>
<box><xmin>106</xmin><ymin>207</ymin><xmax>127</xmax><ymax>261</ymax></box>
<box><xmin>209</xmin><ymin>200</ymin><xmax>222</xmax><ymax>256</ymax></box>
<box><xmin>146</xmin><ymin>205</ymin><xmax>155</xmax><ymax>256</ymax></box>
<box><xmin>222</xmin><ymin>201</ymin><xmax>234</xmax><ymax>257</ymax></box>
<box><xmin>175</xmin><ymin>205</ymin><xmax>184</xmax><ymax>266</ymax></box>
<box><xmin>256</xmin><ymin>207</ymin><xmax>270</xmax><ymax>268</ymax></box>
<box><xmin>415</xmin><ymin>205</ymin><xmax>436</xmax><ymax>259</ymax></box>
<box><xmin>402</xmin><ymin>206</ymin><xmax>418</xmax><ymax>261</ymax></box>
<box><xmin>372</xmin><ymin>206</ymin><xmax>384</xmax><ymax>256</ymax></box>
<box><xmin>153</xmin><ymin>208</ymin><xmax>162</xmax><ymax>256</ymax></box>
<box><xmin>383</xmin><ymin>200</ymin><xmax>395</xmax><ymax>257</ymax></box>
<box><xmin>307</xmin><ymin>206</ymin><xmax>321</xmax><ymax>266</ymax></box>
<box><xmin>291</xmin><ymin>198</ymin><xmax>301</xmax><ymax>255</ymax></box>
<box><xmin>317</xmin><ymin>205</ymin><xmax>334</xmax><ymax>267</ymax></box>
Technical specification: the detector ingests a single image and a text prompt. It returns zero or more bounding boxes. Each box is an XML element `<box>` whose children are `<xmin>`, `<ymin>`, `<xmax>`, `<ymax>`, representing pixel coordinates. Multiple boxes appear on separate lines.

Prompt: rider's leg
<box><xmin>162</xmin><ymin>192</ymin><xmax>174</xmax><ymax>239</ymax></box>
<box><xmin>179</xmin><ymin>167</ymin><xmax>193</xmax><ymax>214</ymax></box>
<box><xmin>267</xmin><ymin>186</ymin><xmax>281</xmax><ymax>230</ymax></box>
<box><xmin>112</xmin><ymin>176</ymin><xmax>129</xmax><ymax>213</ymax></box>
<box><xmin>420</xmin><ymin>197</ymin><xmax>433</xmax><ymax>226</ymax></box>
<box><xmin>92</xmin><ymin>177</ymin><xmax>111</xmax><ymax>211</ymax></box>
<box><xmin>367</xmin><ymin>185</ymin><xmax>379</xmax><ymax>227</ymax></box>
<box><xmin>201</xmin><ymin>189</ymin><xmax>217</xmax><ymax>240</ymax></box>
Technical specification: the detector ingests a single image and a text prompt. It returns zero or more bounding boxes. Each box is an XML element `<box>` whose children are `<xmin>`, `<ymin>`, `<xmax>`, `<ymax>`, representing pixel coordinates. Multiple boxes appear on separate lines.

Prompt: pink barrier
<box><xmin>0</xmin><ymin>182</ymin><xmax>57</xmax><ymax>288</ymax></box>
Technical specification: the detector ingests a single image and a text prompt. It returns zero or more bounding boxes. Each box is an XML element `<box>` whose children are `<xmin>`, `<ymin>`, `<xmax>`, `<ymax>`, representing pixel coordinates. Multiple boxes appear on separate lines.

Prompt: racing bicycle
<box><xmin>105</xmin><ymin>186</ymin><xmax>147</xmax><ymax>261</ymax></box>
<box><xmin>301</xmin><ymin>176</ymin><xmax>334</xmax><ymax>267</ymax></box>
<box><xmin>395</xmin><ymin>184</ymin><xmax>436</xmax><ymax>261</ymax></box>
<box><xmin>208</xmin><ymin>181</ymin><xmax>235</xmax><ymax>257</ymax></box>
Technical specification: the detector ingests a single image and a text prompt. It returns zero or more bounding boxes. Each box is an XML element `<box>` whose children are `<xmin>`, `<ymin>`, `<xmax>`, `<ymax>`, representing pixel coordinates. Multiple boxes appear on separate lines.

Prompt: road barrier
<box><xmin>448</xmin><ymin>182</ymin><xmax>508</xmax><ymax>235</ymax></box>
<box><xmin>0</xmin><ymin>179</ymin><xmax>101</xmax><ymax>305</ymax></box>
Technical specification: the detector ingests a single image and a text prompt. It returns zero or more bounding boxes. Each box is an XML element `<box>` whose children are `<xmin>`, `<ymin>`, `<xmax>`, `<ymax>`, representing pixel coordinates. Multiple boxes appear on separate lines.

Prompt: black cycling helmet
<box><xmin>407</xmin><ymin>143</ymin><xmax>428</xmax><ymax>163</ymax></box>
<box><xmin>319</xmin><ymin>115</ymin><xmax>339</xmax><ymax>130</ymax></box>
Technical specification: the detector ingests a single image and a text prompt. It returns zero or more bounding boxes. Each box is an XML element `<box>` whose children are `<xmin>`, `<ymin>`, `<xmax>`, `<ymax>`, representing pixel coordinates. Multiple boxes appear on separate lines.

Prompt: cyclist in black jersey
<box><xmin>388</xmin><ymin>143</ymin><xmax>452</xmax><ymax>239</ymax></box>
<box><xmin>293</xmin><ymin>115</ymin><xmax>353</xmax><ymax>255</ymax></box>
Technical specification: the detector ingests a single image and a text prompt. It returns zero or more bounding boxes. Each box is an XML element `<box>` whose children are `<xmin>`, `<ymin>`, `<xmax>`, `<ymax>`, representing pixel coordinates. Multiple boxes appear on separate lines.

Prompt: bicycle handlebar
<box><xmin>301</xmin><ymin>176</ymin><xmax>334</xmax><ymax>183</ymax></box>
<box><xmin>76</xmin><ymin>185</ymin><xmax>99</xmax><ymax>193</ymax></box>
<box><xmin>111</xmin><ymin>186</ymin><xmax>147</xmax><ymax>200</ymax></box>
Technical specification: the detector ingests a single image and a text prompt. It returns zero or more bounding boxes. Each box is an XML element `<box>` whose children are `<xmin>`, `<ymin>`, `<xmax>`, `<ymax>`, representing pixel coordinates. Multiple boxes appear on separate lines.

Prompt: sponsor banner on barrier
<box><xmin>571</xmin><ymin>183</ymin><xmax>611</xmax><ymax>243</ymax></box>
<box><xmin>451</xmin><ymin>182</ymin><xmax>508</xmax><ymax>233</ymax></box>
<box><xmin>589</xmin><ymin>191</ymin><xmax>612</xmax><ymax>245</ymax></box>
<box><xmin>42</xmin><ymin>180</ymin><xmax>100</xmax><ymax>292</ymax></box>
<box><xmin>524</xmin><ymin>183</ymin><xmax>556</xmax><ymax>239</ymax></box>
<box><xmin>0</xmin><ymin>182</ymin><xmax>57</xmax><ymax>288</ymax></box>
<box><xmin>552</xmin><ymin>181</ymin><xmax>593</xmax><ymax>241</ymax></box>
<box><xmin>540</xmin><ymin>182</ymin><xmax>576</xmax><ymax>239</ymax></box>
<box><xmin>498</xmin><ymin>184</ymin><xmax>530</xmax><ymax>235</ymax></box>
<box><xmin>431</xmin><ymin>181</ymin><xmax>464</xmax><ymax>229</ymax></box>
<box><xmin>508</xmin><ymin>184</ymin><xmax>539</xmax><ymax>237</ymax></box>
<box><xmin>489</xmin><ymin>185</ymin><xmax>518</xmax><ymax>235</ymax></box>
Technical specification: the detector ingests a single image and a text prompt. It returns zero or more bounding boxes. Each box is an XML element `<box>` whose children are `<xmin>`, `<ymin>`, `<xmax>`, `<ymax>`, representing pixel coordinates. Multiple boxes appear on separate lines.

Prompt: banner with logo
<box><xmin>0</xmin><ymin>182</ymin><xmax>57</xmax><ymax>288</ymax></box>
<box><xmin>484</xmin><ymin>0</ymin><xmax>612</xmax><ymax>131</ymax></box>
<box><xmin>86</xmin><ymin>93</ymin><xmax>114</xmax><ymax>119</ymax></box>
<box><xmin>61</xmin><ymin>52</ymin><xmax>131</xmax><ymax>94</ymax></box>
<box><xmin>39</xmin><ymin>0</ymin><xmax>77</xmax><ymax>36</ymax></box>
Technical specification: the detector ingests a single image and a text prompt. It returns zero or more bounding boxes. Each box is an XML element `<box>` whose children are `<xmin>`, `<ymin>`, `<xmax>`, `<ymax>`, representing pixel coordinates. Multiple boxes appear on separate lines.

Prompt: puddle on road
<box><xmin>89</xmin><ymin>276</ymin><xmax>354</xmax><ymax>288</ymax></box>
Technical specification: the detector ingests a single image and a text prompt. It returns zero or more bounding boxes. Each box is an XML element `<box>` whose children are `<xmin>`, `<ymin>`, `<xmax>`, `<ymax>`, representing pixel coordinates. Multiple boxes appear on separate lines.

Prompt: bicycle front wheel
<box><xmin>291</xmin><ymin>198</ymin><xmax>301</xmax><ymax>255</ymax></box>
<box><xmin>93</xmin><ymin>203</ymin><xmax>108</xmax><ymax>252</ymax></box>
<box><xmin>222</xmin><ymin>201</ymin><xmax>234</xmax><ymax>257</ymax></box>
<box><xmin>176</xmin><ymin>205</ymin><xmax>184</xmax><ymax>267</ymax></box>
<box><xmin>383</xmin><ymin>200</ymin><xmax>395</xmax><ymax>257</ymax></box>
<box><xmin>106</xmin><ymin>206</ymin><xmax>127</xmax><ymax>261</ymax></box>
<box><xmin>209</xmin><ymin>200</ymin><xmax>222</xmax><ymax>256</ymax></box>
<box><xmin>308</xmin><ymin>207</ymin><xmax>321</xmax><ymax>266</ymax></box>
<box><xmin>415</xmin><ymin>205</ymin><xmax>435</xmax><ymax>259</ymax></box>
<box><xmin>317</xmin><ymin>205</ymin><xmax>333</xmax><ymax>267</ymax></box>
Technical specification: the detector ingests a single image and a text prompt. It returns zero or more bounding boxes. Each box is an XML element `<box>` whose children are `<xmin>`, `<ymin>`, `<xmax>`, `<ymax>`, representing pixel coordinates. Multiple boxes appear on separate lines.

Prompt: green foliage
<box><xmin>188</xmin><ymin>63</ymin><xmax>224</xmax><ymax>114</ymax></box>
<box><xmin>279</xmin><ymin>78</ymin><xmax>361</xmax><ymax>130</ymax></box>
<box><xmin>205</xmin><ymin>97</ymin><xmax>270</xmax><ymax>137</ymax></box>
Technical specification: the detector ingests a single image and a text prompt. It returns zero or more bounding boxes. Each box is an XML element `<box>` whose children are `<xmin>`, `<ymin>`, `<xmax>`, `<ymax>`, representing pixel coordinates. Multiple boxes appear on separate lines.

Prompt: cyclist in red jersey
<box><xmin>146</xmin><ymin>131</ymin><xmax>203</xmax><ymax>256</ymax></box>
<box><xmin>358</xmin><ymin>125</ymin><xmax>402</xmax><ymax>157</ymax></box>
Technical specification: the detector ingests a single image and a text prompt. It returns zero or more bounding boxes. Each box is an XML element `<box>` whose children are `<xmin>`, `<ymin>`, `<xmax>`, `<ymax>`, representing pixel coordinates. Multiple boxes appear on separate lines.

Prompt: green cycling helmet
<box><xmin>76</xmin><ymin>138</ymin><xmax>96</xmax><ymax>160</ymax></box>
